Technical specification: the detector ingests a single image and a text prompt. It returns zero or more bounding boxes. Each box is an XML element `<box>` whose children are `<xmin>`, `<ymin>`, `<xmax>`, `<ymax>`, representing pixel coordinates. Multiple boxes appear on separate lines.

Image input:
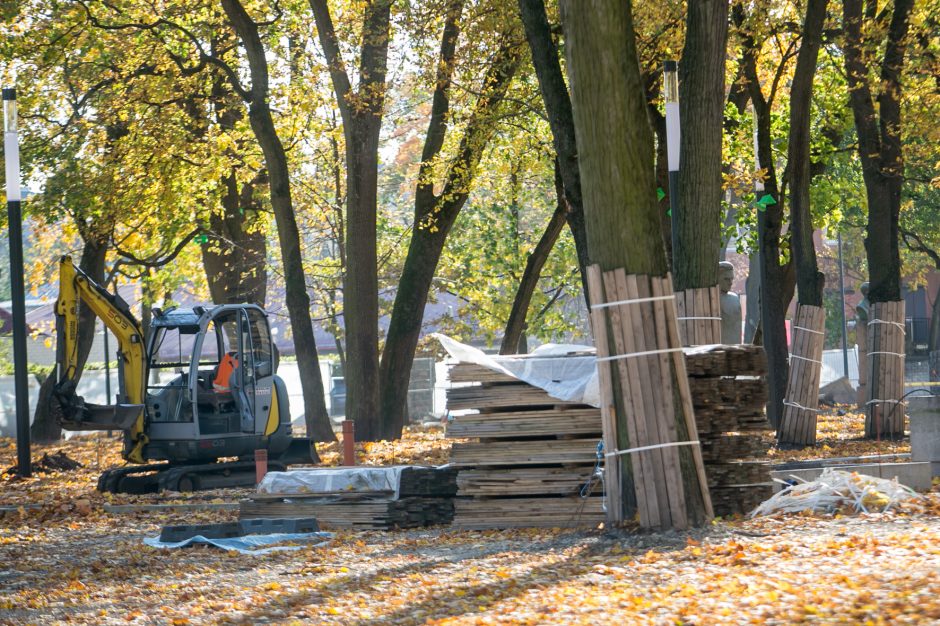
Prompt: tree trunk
<box><xmin>223</xmin><ymin>0</ymin><xmax>334</xmax><ymax>446</ymax></box>
<box><xmin>310</xmin><ymin>0</ymin><xmax>391</xmax><ymax>441</ymax></box>
<box><xmin>673</xmin><ymin>0</ymin><xmax>729</xmax><ymax>291</ymax></box>
<box><xmin>31</xmin><ymin>238</ymin><xmax>108</xmax><ymax>442</ymax></box>
<box><xmin>560</xmin><ymin>0</ymin><xmax>709</xmax><ymax>528</ymax></box>
<box><xmin>843</xmin><ymin>0</ymin><xmax>913</xmax><ymax>305</ymax></box>
<box><xmin>789</xmin><ymin>0</ymin><xmax>827</xmax><ymax>308</ymax></box>
<box><xmin>778</xmin><ymin>0</ymin><xmax>829</xmax><ymax>447</ymax></box>
<box><xmin>378</xmin><ymin>38</ymin><xmax>521</xmax><ymax>440</ymax></box>
<box><xmin>517</xmin><ymin>0</ymin><xmax>590</xmax><ymax>288</ymax></box>
<box><xmin>500</xmin><ymin>164</ymin><xmax>569</xmax><ymax>354</ymax></box>
<box><xmin>745</xmin><ymin>66</ymin><xmax>789</xmax><ymax>429</ymax></box>
<box><xmin>929</xmin><ymin>290</ymin><xmax>940</xmax><ymax>382</ymax></box>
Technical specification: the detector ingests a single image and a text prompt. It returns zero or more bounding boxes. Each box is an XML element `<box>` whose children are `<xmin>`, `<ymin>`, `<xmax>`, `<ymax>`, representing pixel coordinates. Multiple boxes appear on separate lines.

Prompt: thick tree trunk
<box><xmin>843</xmin><ymin>0</ymin><xmax>913</xmax><ymax>305</ymax></box>
<box><xmin>673</xmin><ymin>0</ymin><xmax>729</xmax><ymax>291</ymax></box>
<box><xmin>789</xmin><ymin>0</ymin><xmax>827</xmax><ymax>308</ymax></box>
<box><xmin>378</xmin><ymin>39</ymin><xmax>521</xmax><ymax>440</ymax></box>
<box><xmin>560</xmin><ymin>0</ymin><xmax>710</xmax><ymax>528</ymax></box>
<box><xmin>310</xmin><ymin>0</ymin><xmax>391</xmax><ymax>441</ymax></box>
<box><xmin>223</xmin><ymin>0</ymin><xmax>334</xmax><ymax>446</ymax></box>
<box><xmin>500</xmin><ymin>166</ymin><xmax>568</xmax><ymax>354</ymax></box>
<box><xmin>744</xmin><ymin>57</ymin><xmax>789</xmax><ymax>429</ymax></box>
<box><xmin>778</xmin><ymin>0</ymin><xmax>829</xmax><ymax>448</ymax></box>
<box><xmin>517</xmin><ymin>0</ymin><xmax>590</xmax><ymax>287</ymax></box>
<box><xmin>31</xmin><ymin>238</ymin><xmax>108</xmax><ymax>442</ymax></box>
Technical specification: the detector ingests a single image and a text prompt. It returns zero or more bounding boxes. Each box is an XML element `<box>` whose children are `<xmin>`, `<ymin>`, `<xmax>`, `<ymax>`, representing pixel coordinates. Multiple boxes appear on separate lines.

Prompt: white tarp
<box><xmin>258</xmin><ymin>467</ymin><xmax>414</xmax><ymax>498</ymax></box>
<box><xmin>434</xmin><ymin>333</ymin><xmax>602</xmax><ymax>407</ymax></box>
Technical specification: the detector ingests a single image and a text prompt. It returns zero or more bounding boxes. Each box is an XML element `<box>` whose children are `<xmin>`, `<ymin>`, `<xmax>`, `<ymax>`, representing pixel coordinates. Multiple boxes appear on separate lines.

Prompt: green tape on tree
<box><xmin>756</xmin><ymin>194</ymin><xmax>777</xmax><ymax>210</ymax></box>
<box><xmin>657</xmin><ymin>187</ymin><xmax>666</xmax><ymax>201</ymax></box>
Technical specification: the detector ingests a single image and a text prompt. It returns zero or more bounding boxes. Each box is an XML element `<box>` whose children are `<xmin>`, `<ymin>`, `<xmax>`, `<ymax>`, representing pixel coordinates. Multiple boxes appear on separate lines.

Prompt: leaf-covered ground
<box><xmin>2</xmin><ymin>409</ymin><xmax>938</xmax><ymax>625</ymax></box>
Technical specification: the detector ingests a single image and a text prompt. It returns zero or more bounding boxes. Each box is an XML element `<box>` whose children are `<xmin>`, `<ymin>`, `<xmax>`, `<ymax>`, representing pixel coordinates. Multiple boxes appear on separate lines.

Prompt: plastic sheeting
<box><xmin>750</xmin><ymin>468</ymin><xmax>920</xmax><ymax>517</ymax></box>
<box><xmin>434</xmin><ymin>333</ymin><xmax>601</xmax><ymax>407</ymax></box>
<box><xmin>143</xmin><ymin>531</ymin><xmax>332</xmax><ymax>554</ymax></box>
<box><xmin>258</xmin><ymin>467</ymin><xmax>413</xmax><ymax>499</ymax></box>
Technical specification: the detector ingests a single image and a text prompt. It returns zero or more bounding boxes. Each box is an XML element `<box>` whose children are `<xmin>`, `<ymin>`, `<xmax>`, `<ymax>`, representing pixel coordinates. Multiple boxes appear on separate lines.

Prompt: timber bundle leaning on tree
<box><xmin>586</xmin><ymin>266</ymin><xmax>712</xmax><ymax>530</ymax></box>
<box><xmin>676</xmin><ymin>286</ymin><xmax>722</xmax><ymax>346</ymax></box>
<box><xmin>866</xmin><ymin>300</ymin><xmax>907</xmax><ymax>438</ymax></box>
<box><xmin>778</xmin><ymin>304</ymin><xmax>826</xmax><ymax>446</ymax></box>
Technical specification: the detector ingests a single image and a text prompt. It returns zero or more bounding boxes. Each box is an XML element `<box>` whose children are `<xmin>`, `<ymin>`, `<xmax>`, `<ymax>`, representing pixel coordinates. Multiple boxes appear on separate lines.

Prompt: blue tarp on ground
<box><xmin>144</xmin><ymin>531</ymin><xmax>332</xmax><ymax>554</ymax></box>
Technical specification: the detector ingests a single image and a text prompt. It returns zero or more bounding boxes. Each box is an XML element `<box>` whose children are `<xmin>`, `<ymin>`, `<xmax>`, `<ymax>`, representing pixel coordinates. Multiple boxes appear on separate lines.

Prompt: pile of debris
<box><xmin>239</xmin><ymin>466</ymin><xmax>458</xmax><ymax>530</ymax></box>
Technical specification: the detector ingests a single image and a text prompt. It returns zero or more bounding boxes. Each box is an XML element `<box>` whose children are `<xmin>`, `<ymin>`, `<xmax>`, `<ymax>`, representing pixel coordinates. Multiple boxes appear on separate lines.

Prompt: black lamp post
<box><xmin>4</xmin><ymin>87</ymin><xmax>31</xmax><ymax>476</ymax></box>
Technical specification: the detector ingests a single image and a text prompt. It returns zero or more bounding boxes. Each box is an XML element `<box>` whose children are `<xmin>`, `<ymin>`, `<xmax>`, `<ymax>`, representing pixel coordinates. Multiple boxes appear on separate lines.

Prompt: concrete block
<box><xmin>908</xmin><ymin>395</ymin><xmax>940</xmax><ymax>477</ymax></box>
<box><xmin>770</xmin><ymin>462</ymin><xmax>933</xmax><ymax>493</ymax></box>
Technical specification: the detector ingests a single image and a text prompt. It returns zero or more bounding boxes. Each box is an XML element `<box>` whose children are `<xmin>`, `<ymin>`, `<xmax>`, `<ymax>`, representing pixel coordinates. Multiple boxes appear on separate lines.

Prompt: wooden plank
<box><xmin>604</xmin><ymin>268</ymin><xmax>656</xmax><ymax>527</ymax></box>
<box><xmin>649</xmin><ymin>276</ymin><xmax>688</xmax><ymax>529</ymax></box>
<box><xmin>586</xmin><ymin>264</ymin><xmax>623</xmax><ymax>522</ymax></box>
<box><xmin>449</xmin><ymin>439</ymin><xmax>599</xmax><ymax>466</ymax></box>
<box><xmin>663</xmin><ymin>274</ymin><xmax>714</xmax><ymax>521</ymax></box>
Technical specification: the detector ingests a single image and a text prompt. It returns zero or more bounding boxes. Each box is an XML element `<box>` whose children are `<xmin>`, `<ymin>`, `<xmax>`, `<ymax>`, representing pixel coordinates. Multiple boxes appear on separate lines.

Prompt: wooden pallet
<box><xmin>446</xmin><ymin>383</ymin><xmax>584</xmax><ymax>411</ymax></box>
<box><xmin>446</xmin><ymin>407</ymin><xmax>602</xmax><ymax>439</ymax></box>
<box><xmin>450</xmin><ymin>439</ymin><xmax>600</xmax><ymax>467</ymax></box>
<box><xmin>239</xmin><ymin>493</ymin><xmax>454</xmax><ymax>529</ymax></box>
<box><xmin>456</xmin><ymin>467</ymin><xmax>596</xmax><ymax>496</ymax></box>
<box><xmin>452</xmin><ymin>496</ymin><xmax>605</xmax><ymax>529</ymax></box>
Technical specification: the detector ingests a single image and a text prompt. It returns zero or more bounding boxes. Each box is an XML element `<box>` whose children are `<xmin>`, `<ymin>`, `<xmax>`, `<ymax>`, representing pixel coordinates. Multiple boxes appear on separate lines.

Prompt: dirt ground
<box><xmin>1</xmin><ymin>410</ymin><xmax>938</xmax><ymax>625</ymax></box>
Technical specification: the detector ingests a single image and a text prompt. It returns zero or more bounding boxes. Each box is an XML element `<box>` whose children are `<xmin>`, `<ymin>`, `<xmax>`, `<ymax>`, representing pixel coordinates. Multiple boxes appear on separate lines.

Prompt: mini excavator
<box><xmin>51</xmin><ymin>256</ymin><xmax>315</xmax><ymax>493</ymax></box>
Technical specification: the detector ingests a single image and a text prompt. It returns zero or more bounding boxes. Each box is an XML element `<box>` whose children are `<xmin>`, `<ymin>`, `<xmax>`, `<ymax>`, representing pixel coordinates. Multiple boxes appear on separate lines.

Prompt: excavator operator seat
<box><xmin>213</xmin><ymin>352</ymin><xmax>239</xmax><ymax>392</ymax></box>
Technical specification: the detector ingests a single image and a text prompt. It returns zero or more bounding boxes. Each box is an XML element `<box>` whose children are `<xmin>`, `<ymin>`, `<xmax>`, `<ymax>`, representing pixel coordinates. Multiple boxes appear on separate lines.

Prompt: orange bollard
<box><xmin>342</xmin><ymin>419</ymin><xmax>356</xmax><ymax>466</ymax></box>
<box><xmin>255</xmin><ymin>448</ymin><xmax>268</xmax><ymax>484</ymax></box>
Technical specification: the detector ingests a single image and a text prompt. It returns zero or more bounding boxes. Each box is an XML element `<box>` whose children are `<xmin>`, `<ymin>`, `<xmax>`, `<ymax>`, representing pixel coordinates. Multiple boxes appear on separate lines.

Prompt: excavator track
<box><xmin>97</xmin><ymin>459</ymin><xmax>287</xmax><ymax>494</ymax></box>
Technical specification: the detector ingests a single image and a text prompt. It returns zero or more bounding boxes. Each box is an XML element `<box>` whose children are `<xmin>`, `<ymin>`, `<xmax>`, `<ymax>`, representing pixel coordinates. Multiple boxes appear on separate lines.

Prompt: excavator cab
<box><xmin>142</xmin><ymin>304</ymin><xmax>293</xmax><ymax>464</ymax></box>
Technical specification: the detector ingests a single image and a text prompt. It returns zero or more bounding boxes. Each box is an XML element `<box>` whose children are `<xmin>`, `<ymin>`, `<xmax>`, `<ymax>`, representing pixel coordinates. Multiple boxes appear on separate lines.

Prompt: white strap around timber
<box><xmin>596</xmin><ymin>348</ymin><xmax>684</xmax><ymax>362</ymax></box>
<box><xmin>866</xmin><ymin>399</ymin><xmax>906</xmax><ymax>405</ymax></box>
<box><xmin>590</xmin><ymin>294</ymin><xmax>675</xmax><ymax>310</ymax></box>
<box><xmin>792</xmin><ymin>325</ymin><xmax>824</xmax><ymax>335</ymax></box>
<box><xmin>783</xmin><ymin>400</ymin><xmax>820</xmax><ymax>413</ymax></box>
<box><xmin>789</xmin><ymin>354</ymin><xmax>822</xmax><ymax>365</ymax></box>
<box><xmin>605</xmin><ymin>440</ymin><xmax>700</xmax><ymax>459</ymax></box>
<box><xmin>677</xmin><ymin>316</ymin><xmax>721</xmax><ymax>321</ymax></box>
<box><xmin>869</xmin><ymin>319</ymin><xmax>906</xmax><ymax>334</ymax></box>
<box><xmin>867</xmin><ymin>351</ymin><xmax>905</xmax><ymax>358</ymax></box>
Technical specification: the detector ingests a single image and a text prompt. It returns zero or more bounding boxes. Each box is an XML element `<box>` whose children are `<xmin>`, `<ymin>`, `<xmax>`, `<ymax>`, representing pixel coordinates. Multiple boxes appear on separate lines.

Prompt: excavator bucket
<box><xmin>58</xmin><ymin>402</ymin><xmax>143</xmax><ymax>432</ymax></box>
<box><xmin>51</xmin><ymin>381</ymin><xmax>142</xmax><ymax>432</ymax></box>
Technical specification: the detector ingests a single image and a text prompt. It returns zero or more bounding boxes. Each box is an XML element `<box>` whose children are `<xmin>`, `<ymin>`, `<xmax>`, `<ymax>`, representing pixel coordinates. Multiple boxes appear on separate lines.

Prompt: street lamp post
<box><xmin>663</xmin><ymin>60</ymin><xmax>680</xmax><ymax>256</ymax></box>
<box><xmin>4</xmin><ymin>87</ymin><xmax>31</xmax><ymax>476</ymax></box>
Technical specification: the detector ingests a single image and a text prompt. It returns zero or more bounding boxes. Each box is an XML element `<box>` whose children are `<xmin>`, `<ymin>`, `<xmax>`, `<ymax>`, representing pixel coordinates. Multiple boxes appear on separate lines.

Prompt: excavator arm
<box><xmin>54</xmin><ymin>256</ymin><xmax>148</xmax><ymax>463</ymax></box>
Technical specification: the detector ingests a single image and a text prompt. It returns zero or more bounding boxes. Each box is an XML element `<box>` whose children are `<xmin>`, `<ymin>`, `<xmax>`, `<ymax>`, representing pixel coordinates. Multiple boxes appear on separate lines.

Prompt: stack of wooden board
<box><xmin>687</xmin><ymin>344</ymin><xmax>775</xmax><ymax>516</ymax></box>
<box><xmin>446</xmin><ymin>342</ymin><xmax>775</xmax><ymax>525</ymax></box>
<box><xmin>446</xmin><ymin>364</ymin><xmax>604</xmax><ymax>529</ymax></box>
<box><xmin>239</xmin><ymin>466</ymin><xmax>458</xmax><ymax>530</ymax></box>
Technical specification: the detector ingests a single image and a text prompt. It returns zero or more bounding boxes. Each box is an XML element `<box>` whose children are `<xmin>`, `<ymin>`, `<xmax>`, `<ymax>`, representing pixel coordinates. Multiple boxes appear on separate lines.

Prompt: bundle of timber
<box><xmin>687</xmin><ymin>344</ymin><xmax>774</xmax><ymax>516</ymax></box>
<box><xmin>446</xmin><ymin>366</ymin><xmax>604</xmax><ymax>529</ymax></box>
<box><xmin>676</xmin><ymin>286</ymin><xmax>721</xmax><ymax>346</ymax></box>
<box><xmin>865</xmin><ymin>300</ymin><xmax>907</xmax><ymax>438</ymax></box>
<box><xmin>239</xmin><ymin>466</ymin><xmax>457</xmax><ymax>530</ymax></box>
<box><xmin>778</xmin><ymin>304</ymin><xmax>826</xmax><ymax>446</ymax></box>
